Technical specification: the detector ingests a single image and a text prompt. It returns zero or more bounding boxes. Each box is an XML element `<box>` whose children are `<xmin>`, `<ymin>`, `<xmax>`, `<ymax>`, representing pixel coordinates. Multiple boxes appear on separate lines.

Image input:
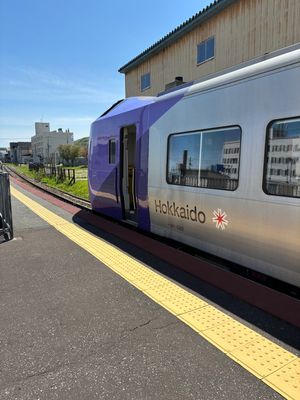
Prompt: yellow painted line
<box><xmin>12</xmin><ymin>186</ymin><xmax>300</xmax><ymax>400</ymax></box>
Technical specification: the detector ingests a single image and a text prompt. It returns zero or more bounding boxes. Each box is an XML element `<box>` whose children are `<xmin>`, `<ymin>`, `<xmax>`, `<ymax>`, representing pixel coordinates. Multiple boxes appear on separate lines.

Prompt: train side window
<box><xmin>109</xmin><ymin>139</ymin><xmax>116</xmax><ymax>164</ymax></box>
<box><xmin>167</xmin><ymin>126</ymin><xmax>241</xmax><ymax>190</ymax></box>
<box><xmin>264</xmin><ymin>118</ymin><xmax>300</xmax><ymax>198</ymax></box>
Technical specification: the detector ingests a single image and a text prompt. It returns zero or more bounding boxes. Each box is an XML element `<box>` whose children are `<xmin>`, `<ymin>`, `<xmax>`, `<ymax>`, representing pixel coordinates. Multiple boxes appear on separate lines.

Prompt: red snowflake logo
<box><xmin>212</xmin><ymin>209</ymin><xmax>229</xmax><ymax>230</ymax></box>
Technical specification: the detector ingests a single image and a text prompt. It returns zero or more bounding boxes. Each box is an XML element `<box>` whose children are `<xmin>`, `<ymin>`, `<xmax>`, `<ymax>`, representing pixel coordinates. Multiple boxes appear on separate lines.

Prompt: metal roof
<box><xmin>119</xmin><ymin>0</ymin><xmax>237</xmax><ymax>74</ymax></box>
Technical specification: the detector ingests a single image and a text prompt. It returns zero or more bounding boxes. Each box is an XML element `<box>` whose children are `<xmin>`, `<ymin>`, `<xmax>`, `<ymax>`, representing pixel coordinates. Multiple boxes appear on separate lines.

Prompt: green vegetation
<box><xmin>58</xmin><ymin>144</ymin><xmax>80</xmax><ymax>165</ymax></box>
<box><xmin>62</xmin><ymin>165</ymin><xmax>87</xmax><ymax>170</ymax></box>
<box><xmin>74</xmin><ymin>137</ymin><xmax>89</xmax><ymax>147</ymax></box>
<box><xmin>11</xmin><ymin>164</ymin><xmax>40</xmax><ymax>179</ymax></box>
<box><xmin>7</xmin><ymin>163</ymin><xmax>89</xmax><ymax>200</ymax></box>
<box><xmin>40</xmin><ymin>177</ymin><xmax>89</xmax><ymax>199</ymax></box>
<box><xmin>57</xmin><ymin>140</ymin><xmax>88</xmax><ymax>163</ymax></box>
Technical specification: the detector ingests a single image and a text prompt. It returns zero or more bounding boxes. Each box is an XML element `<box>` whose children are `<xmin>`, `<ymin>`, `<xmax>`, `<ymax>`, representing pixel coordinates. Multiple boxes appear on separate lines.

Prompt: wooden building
<box><xmin>119</xmin><ymin>0</ymin><xmax>300</xmax><ymax>97</ymax></box>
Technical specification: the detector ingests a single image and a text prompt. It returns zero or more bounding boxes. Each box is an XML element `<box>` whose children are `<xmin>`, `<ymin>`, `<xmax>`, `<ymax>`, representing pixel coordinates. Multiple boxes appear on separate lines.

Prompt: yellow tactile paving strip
<box><xmin>11</xmin><ymin>186</ymin><xmax>300</xmax><ymax>400</ymax></box>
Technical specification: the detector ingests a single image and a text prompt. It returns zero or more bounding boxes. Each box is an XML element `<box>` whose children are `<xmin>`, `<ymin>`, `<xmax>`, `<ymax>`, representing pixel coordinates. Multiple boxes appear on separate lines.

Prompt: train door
<box><xmin>120</xmin><ymin>125</ymin><xmax>137</xmax><ymax>223</ymax></box>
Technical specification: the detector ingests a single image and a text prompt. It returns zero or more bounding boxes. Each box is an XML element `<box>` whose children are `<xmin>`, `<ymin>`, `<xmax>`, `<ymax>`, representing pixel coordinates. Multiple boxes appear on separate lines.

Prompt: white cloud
<box><xmin>0</xmin><ymin>66</ymin><xmax>124</xmax><ymax>104</ymax></box>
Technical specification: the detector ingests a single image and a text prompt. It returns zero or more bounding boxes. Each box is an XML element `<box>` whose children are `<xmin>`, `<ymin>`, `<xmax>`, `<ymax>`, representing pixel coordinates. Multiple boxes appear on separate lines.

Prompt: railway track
<box><xmin>4</xmin><ymin>165</ymin><xmax>91</xmax><ymax>210</ymax></box>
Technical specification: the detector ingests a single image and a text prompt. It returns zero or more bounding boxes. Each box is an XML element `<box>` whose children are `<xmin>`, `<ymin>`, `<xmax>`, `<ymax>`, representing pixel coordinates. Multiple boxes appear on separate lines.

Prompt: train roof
<box><xmin>95</xmin><ymin>97</ymin><xmax>156</xmax><ymax>122</ymax></box>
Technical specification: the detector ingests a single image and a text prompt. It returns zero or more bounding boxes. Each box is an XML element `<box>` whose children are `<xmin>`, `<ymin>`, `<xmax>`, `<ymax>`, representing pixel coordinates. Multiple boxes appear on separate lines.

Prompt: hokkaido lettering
<box><xmin>154</xmin><ymin>199</ymin><xmax>206</xmax><ymax>224</ymax></box>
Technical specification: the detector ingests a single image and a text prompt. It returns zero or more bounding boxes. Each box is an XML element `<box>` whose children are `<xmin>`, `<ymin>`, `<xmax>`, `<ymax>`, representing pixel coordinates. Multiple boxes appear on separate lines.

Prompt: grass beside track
<box><xmin>6</xmin><ymin>164</ymin><xmax>89</xmax><ymax>200</ymax></box>
<box><xmin>40</xmin><ymin>177</ymin><xmax>89</xmax><ymax>200</ymax></box>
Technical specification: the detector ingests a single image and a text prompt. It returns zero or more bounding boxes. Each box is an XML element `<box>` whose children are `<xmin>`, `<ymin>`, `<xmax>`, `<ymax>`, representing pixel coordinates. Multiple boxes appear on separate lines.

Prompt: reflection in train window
<box><xmin>264</xmin><ymin>118</ymin><xmax>300</xmax><ymax>198</ymax></box>
<box><xmin>109</xmin><ymin>138</ymin><xmax>116</xmax><ymax>164</ymax></box>
<box><xmin>167</xmin><ymin>126</ymin><xmax>241</xmax><ymax>190</ymax></box>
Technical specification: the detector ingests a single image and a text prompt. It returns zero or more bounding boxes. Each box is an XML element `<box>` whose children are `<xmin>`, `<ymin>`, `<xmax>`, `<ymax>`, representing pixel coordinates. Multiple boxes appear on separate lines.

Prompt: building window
<box><xmin>263</xmin><ymin>117</ymin><xmax>300</xmax><ymax>198</ymax></box>
<box><xmin>167</xmin><ymin>126</ymin><xmax>241</xmax><ymax>191</ymax></box>
<box><xmin>141</xmin><ymin>73</ymin><xmax>151</xmax><ymax>91</ymax></box>
<box><xmin>109</xmin><ymin>139</ymin><xmax>116</xmax><ymax>164</ymax></box>
<box><xmin>197</xmin><ymin>36</ymin><xmax>215</xmax><ymax>64</ymax></box>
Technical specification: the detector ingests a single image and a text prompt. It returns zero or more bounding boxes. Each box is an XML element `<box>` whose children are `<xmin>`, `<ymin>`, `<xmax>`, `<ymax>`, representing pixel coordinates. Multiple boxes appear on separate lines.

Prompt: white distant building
<box><xmin>222</xmin><ymin>140</ymin><xmax>240</xmax><ymax>180</ymax></box>
<box><xmin>31</xmin><ymin>122</ymin><xmax>73</xmax><ymax>163</ymax></box>
<box><xmin>266</xmin><ymin>136</ymin><xmax>300</xmax><ymax>184</ymax></box>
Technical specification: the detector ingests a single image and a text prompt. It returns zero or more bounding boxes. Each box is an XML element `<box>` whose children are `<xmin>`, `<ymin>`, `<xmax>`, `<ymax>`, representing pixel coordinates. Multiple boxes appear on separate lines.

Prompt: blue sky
<box><xmin>0</xmin><ymin>0</ymin><xmax>211</xmax><ymax>147</ymax></box>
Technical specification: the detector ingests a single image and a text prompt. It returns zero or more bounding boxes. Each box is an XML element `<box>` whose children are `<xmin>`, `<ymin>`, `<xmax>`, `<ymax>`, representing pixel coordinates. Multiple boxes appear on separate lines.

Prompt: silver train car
<box><xmin>89</xmin><ymin>47</ymin><xmax>300</xmax><ymax>288</ymax></box>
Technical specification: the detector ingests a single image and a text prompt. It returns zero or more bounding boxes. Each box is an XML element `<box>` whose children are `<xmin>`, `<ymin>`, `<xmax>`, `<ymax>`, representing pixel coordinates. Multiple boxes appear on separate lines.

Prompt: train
<box><xmin>89</xmin><ymin>46</ymin><xmax>300</xmax><ymax>288</ymax></box>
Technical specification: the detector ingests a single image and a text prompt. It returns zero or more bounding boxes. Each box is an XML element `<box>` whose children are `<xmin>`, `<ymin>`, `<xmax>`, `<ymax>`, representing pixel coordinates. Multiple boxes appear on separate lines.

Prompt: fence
<box><xmin>168</xmin><ymin>173</ymin><xmax>238</xmax><ymax>190</ymax></box>
<box><xmin>0</xmin><ymin>170</ymin><xmax>13</xmax><ymax>241</ymax></box>
<box><xmin>44</xmin><ymin>167</ymin><xmax>76</xmax><ymax>184</ymax></box>
<box><xmin>266</xmin><ymin>182</ymin><xmax>300</xmax><ymax>197</ymax></box>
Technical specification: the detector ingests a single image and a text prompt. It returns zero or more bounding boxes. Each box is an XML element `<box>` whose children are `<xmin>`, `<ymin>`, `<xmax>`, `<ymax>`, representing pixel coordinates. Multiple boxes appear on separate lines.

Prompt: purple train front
<box><xmin>88</xmin><ymin>94</ymin><xmax>183</xmax><ymax>230</ymax></box>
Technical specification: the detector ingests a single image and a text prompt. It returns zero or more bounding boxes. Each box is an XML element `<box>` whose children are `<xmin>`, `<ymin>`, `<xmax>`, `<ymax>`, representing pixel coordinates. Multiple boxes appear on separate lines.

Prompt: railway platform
<box><xmin>1</xmin><ymin>177</ymin><xmax>299</xmax><ymax>400</ymax></box>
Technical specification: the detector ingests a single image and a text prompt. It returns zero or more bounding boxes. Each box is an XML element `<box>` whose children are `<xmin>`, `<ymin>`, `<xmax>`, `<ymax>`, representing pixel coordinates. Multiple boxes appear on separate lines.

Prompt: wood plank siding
<box><xmin>123</xmin><ymin>0</ymin><xmax>300</xmax><ymax>97</ymax></box>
